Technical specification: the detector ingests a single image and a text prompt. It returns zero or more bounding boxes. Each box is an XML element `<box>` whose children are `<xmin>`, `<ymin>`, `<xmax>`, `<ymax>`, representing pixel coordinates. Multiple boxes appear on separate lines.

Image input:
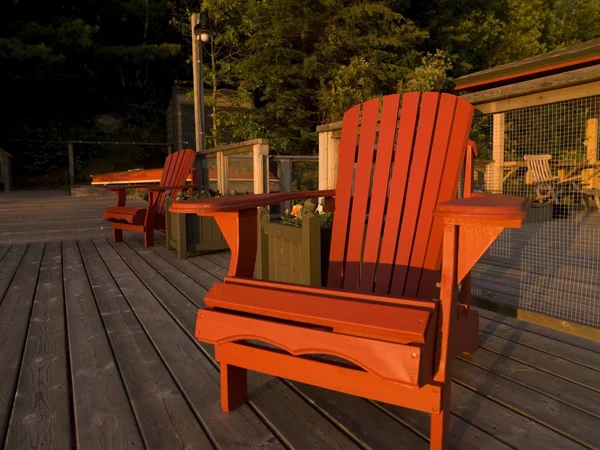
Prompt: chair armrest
<box><xmin>169</xmin><ymin>189</ymin><xmax>336</xmax><ymax>215</ymax></box>
<box><xmin>434</xmin><ymin>194</ymin><xmax>528</xmax><ymax>227</ymax></box>
<box><xmin>102</xmin><ymin>184</ymin><xmax>195</xmax><ymax>192</ymax></box>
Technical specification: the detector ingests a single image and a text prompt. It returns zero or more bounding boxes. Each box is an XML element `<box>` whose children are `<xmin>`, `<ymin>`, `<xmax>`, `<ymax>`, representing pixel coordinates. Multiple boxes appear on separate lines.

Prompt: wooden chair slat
<box><xmin>344</xmin><ymin>98</ymin><xmax>381</xmax><ymax>290</ymax></box>
<box><xmin>418</xmin><ymin>98</ymin><xmax>474</xmax><ymax>299</ymax></box>
<box><xmin>375</xmin><ymin>92</ymin><xmax>421</xmax><ymax>294</ymax></box>
<box><xmin>204</xmin><ymin>282</ymin><xmax>431</xmax><ymax>344</ymax></box>
<box><xmin>327</xmin><ymin>104</ymin><xmax>361</xmax><ymax>289</ymax></box>
<box><xmin>403</xmin><ymin>94</ymin><xmax>458</xmax><ymax>298</ymax></box>
<box><xmin>390</xmin><ymin>93</ymin><xmax>440</xmax><ymax>297</ymax></box>
<box><xmin>360</xmin><ymin>94</ymin><xmax>401</xmax><ymax>293</ymax></box>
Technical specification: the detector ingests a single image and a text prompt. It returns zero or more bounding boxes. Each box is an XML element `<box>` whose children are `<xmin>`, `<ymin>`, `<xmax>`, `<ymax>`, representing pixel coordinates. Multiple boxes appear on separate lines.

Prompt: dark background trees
<box><xmin>1</xmin><ymin>0</ymin><xmax>599</xmax><ymax>187</ymax></box>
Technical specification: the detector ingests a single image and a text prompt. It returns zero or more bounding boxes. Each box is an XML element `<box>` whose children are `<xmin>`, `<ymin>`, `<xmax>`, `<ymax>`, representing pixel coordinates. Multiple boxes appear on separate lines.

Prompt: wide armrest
<box><xmin>435</xmin><ymin>194</ymin><xmax>528</xmax><ymax>226</ymax></box>
<box><xmin>103</xmin><ymin>184</ymin><xmax>195</xmax><ymax>192</ymax></box>
<box><xmin>169</xmin><ymin>189</ymin><xmax>336</xmax><ymax>214</ymax></box>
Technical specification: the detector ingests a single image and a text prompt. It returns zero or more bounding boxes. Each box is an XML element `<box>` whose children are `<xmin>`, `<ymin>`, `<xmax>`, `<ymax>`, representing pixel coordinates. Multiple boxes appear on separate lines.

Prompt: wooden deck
<box><xmin>472</xmin><ymin>207</ymin><xmax>600</xmax><ymax>327</ymax></box>
<box><xmin>1</xmin><ymin>193</ymin><xmax>600</xmax><ymax>449</ymax></box>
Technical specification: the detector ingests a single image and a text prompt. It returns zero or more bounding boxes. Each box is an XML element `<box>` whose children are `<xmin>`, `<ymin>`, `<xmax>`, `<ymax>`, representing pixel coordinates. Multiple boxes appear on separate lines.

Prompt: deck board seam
<box><xmin>110</xmin><ymin>239</ymin><xmax>299</xmax><ymax>449</ymax></box>
<box><xmin>457</xmin><ymin>353</ymin><xmax>600</xmax><ymax>420</ymax></box>
<box><xmin>1</xmin><ymin>244</ymin><xmax>46</xmax><ymax>449</ymax></box>
<box><xmin>137</xmin><ymin>236</ymin><xmax>222</xmax><ymax>292</ymax></box>
<box><xmin>123</xmin><ymin>238</ymin><xmax>365</xmax><ymax>450</ymax></box>
<box><xmin>73</xmin><ymin>240</ymin><xmax>148</xmax><ymax>450</ymax></box>
<box><xmin>0</xmin><ymin>244</ymin><xmax>29</xmax><ymax>308</ymax></box>
<box><xmin>94</xmin><ymin>239</ymin><xmax>222</xmax><ymax>450</ymax></box>
<box><xmin>451</xmin><ymin>375</ymin><xmax>595</xmax><ymax>449</ymax></box>
<box><xmin>477</xmin><ymin>313</ymin><xmax>600</xmax><ymax>356</ymax></box>
<box><xmin>476</xmin><ymin>330</ymin><xmax>600</xmax><ymax>393</ymax></box>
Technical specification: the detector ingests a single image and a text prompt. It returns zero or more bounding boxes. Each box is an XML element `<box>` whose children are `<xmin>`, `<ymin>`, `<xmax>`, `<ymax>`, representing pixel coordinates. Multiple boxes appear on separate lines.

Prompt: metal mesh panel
<box><xmin>471</xmin><ymin>96</ymin><xmax>600</xmax><ymax>327</ymax></box>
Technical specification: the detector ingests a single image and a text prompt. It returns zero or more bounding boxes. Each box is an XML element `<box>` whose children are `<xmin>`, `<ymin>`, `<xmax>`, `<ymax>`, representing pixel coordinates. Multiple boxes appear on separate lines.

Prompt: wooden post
<box><xmin>0</xmin><ymin>151</ymin><xmax>12</xmax><ymax>192</ymax></box>
<box><xmin>486</xmin><ymin>113</ymin><xmax>505</xmax><ymax>194</ymax></box>
<box><xmin>253</xmin><ymin>142</ymin><xmax>269</xmax><ymax>194</ymax></box>
<box><xmin>585</xmin><ymin>118</ymin><xmax>599</xmax><ymax>188</ymax></box>
<box><xmin>217</xmin><ymin>152</ymin><xmax>228</xmax><ymax>195</ymax></box>
<box><xmin>318</xmin><ymin>131</ymin><xmax>330</xmax><ymax>191</ymax></box>
<box><xmin>301</xmin><ymin>199</ymin><xmax>321</xmax><ymax>286</ymax></box>
<box><xmin>167</xmin><ymin>145</ymin><xmax>173</xmax><ymax>155</ymax></box>
<box><xmin>279</xmin><ymin>158</ymin><xmax>293</xmax><ymax>212</ymax></box>
<box><xmin>68</xmin><ymin>143</ymin><xmax>75</xmax><ymax>186</ymax></box>
<box><xmin>256</xmin><ymin>207</ymin><xmax>270</xmax><ymax>280</ymax></box>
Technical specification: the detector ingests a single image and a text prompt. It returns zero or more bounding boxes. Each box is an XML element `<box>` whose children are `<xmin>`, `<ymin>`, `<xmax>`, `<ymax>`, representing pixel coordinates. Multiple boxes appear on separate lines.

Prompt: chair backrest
<box><xmin>524</xmin><ymin>154</ymin><xmax>554</xmax><ymax>183</ymax></box>
<box><xmin>326</xmin><ymin>92</ymin><xmax>475</xmax><ymax>300</ymax></box>
<box><xmin>155</xmin><ymin>149</ymin><xmax>196</xmax><ymax>215</ymax></box>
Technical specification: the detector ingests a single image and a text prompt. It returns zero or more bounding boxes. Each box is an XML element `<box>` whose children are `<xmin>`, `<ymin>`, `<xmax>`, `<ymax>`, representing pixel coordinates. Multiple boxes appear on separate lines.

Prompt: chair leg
<box><xmin>430</xmin><ymin>383</ymin><xmax>451</xmax><ymax>450</ymax></box>
<box><xmin>220</xmin><ymin>363</ymin><xmax>247</xmax><ymax>412</ymax></box>
<box><xmin>113</xmin><ymin>228</ymin><xmax>123</xmax><ymax>243</ymax></box>
<box><xmin>144</xmin><ymin>228</ymin><xmax>154</xmax><ymax>247</ymax></box>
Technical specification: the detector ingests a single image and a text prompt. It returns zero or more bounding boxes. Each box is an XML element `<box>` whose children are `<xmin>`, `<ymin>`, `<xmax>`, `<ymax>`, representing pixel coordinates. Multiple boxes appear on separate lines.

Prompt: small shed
<box><xmin>166</xmin><ymin>84</ymin><xmax>253</xmax><ymax>151</ymax></box>
<box><xmin>0</xmin><ymin>149</ymin><xmax>13</xmax><ymax>192</ymax></box>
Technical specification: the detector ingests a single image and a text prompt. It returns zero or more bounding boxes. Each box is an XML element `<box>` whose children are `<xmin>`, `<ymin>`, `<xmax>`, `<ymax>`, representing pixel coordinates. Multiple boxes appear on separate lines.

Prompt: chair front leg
<box><xmin>115</xmin><ymin>189</ymin><xmax>126</xmax><ymax>207</ymax></box>
<box><xmin>144</xmin><ymin>191</ymin><xmax>158</xmax><ymax>247</ymax></box>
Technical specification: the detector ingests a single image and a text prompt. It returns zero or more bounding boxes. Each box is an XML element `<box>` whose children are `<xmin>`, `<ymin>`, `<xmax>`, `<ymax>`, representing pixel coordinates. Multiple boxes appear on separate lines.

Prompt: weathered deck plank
<box><xmin>0</xmin><ymin>245</ymin><xmax>28</xmax><ymax>302</ymax></box>
<box><xmin>479</xmin><ymin>317</ymin><xmax>600</xmax><ymax>371</ymax></box>
<box><xmin>62</xmin><ymin>241</ymin><xmax>143</xmax><ymax>450</ymax></box>
<box><xmin>453</xmin><ymin>358</ymin><xmax>600</xmax><ymax>448</ymax></box>
<box><xmin>0</xmin><ymin>245</ymin><xmax>10</xmax><ymax>262</ymax></box>
<box><xmin>477</xmin><ymin>308</ymin><xmax>600</xmax><ymax>353</ymax></box>
<box><xmin>111</xmin><ymin>238</ymin><xmax>363</xmax><ymax>450</ymax></box>
<box><xmin>95</xmin><ymin>239</ymin><xmax>284</xmax><ymax>449</ymax></box>
<box><xmin>0</xmin><ymin>244</ymin><xmax>44</xmax><ymax>444</ymax></box>
<box><xmin>79</xmin><ymin>240</ymin><xmax>214</xmax><ymax>449</ymax></box>
<box><xmin>0</xmin><ymin>233</ymin><xmax>596</xmax><ymax>450</ymax></box>
<box><xmin>3</xmin><ymin>243</ymin><xmax>71</xmax><ymax>450</ymax></box>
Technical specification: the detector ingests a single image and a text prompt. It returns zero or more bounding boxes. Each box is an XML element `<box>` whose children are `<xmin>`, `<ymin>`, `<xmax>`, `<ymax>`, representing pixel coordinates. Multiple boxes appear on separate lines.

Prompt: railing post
<box><xmin>217</xmin><ymin>152</ymin><xmax>228</xmax><ymax>195</ymax></box>
<box><xmin>253</xmin><ymin>141</ymin><xmax>269</xmax><ymax>194</ymax></box>
<box><xmin>279</xmin><ymin>158</ymin><xmax>293</xmax><ymax>212</ymax></box>
<box><xmin>68</xmin><ymin>143</ymin><xmax>75</xmax><ymax>186</ymax></box>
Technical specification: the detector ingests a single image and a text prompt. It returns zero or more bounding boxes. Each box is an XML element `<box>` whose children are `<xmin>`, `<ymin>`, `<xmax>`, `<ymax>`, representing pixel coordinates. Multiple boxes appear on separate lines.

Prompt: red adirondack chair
<box><xmin>170</xmin><ymin>93</ymin><xmax>528</xmax><ymax>449</ymax></box>
<box><xmin>102</xmin><ymin>149</ymin><xmax>196</xmax><ymax>247</ymax></box>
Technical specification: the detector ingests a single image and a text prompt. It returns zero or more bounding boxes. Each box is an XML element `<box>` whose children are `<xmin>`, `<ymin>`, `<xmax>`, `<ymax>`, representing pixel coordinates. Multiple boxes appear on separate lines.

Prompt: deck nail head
<box><xmin>411</xmin><ymin>352</ymin><xmax>417</xmax><ymax>359</ymax></box>
<box><xmin>432</xmin><ymin>407</ymin><xmax>438</xmax><ymax>412</ymax></box>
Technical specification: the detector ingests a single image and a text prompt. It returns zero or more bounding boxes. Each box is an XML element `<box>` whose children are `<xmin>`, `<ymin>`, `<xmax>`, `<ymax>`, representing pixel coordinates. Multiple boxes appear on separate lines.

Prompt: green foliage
<box><xmin>3</xmin><ymin>0</ymin><xmax>600</xmax><ymax>187</ymax></box>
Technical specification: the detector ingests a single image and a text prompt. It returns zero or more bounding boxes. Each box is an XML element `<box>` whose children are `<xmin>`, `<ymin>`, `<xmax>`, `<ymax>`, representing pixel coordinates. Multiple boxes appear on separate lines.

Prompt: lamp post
<box><xmin>191</xmin><ymin>13</ymin><xmax>215</xmax><ymax>187</ymax></box>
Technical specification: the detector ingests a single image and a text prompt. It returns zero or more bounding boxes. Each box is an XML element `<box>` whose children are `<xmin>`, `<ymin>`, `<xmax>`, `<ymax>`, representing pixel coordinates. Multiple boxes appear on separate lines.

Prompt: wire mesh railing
<box><xmin>471</xmin><ymin>95</ymin><xmax>600</xmax><ymax>327</ymax></box>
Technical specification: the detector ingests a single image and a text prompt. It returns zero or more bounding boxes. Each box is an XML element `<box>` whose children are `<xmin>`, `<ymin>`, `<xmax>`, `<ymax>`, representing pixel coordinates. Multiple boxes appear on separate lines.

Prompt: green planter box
<box><xmin>256</xmin><ymin>207</ymin><xmax>331</xmax><ymax>287</ymax></box>
<box><xmin>165</xmin><ymin>197</ymin><xmax>229</xmax><ymax>258</ymax></box>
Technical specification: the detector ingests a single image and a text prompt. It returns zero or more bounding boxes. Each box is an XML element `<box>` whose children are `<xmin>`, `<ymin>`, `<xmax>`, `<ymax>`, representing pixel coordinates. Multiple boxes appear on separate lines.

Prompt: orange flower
<box><xmin>291</xmin><ymin>204</ymin><xmax>303</xmax><ymax>217</ymax></box>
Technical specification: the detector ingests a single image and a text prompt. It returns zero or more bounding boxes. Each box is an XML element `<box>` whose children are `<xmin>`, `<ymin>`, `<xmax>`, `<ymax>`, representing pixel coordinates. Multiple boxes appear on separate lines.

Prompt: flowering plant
<box><xmin>280</xmin><ymin>201</ymin><xmax>333</xmax><ymax>229</ymax></box>
<box><xmin>176</xmin><ymin>187</ymin><xmax>249</xmax><ymax>200</ymax></box>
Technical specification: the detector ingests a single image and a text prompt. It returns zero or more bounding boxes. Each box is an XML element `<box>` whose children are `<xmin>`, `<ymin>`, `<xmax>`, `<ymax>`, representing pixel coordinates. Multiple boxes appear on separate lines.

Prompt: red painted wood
<box><xmin>360</xmin><ymin>94</ymin><xmax>400</xmax><ymax>293</ymax></box>
<box><xmin>343</xmin><ymin>98</ymin><xmax>381</xmax><ymax>290</ymax></box>
<box><xmin>155</xmin><ymin>149</ymin><xmax>196</xmax><ymax>215</ymax></box>
<box><xmin>223</xmin><ymin>276</ymin><xmax>437</xmax><ymax>311</ymax></box>
<box><xmin>203</xmin><ymin>283</ymin><xmax>431</xmax><ymax>344</ymax></box>
<box><xmin>215</xmin><ymin>343</ymin><xmax>441</xmax><ymax>412</ymax></box>
<box><xmin>403</xmin><ymin>94</ymin><xmax>458</xmax><ymax>298</ymax></box>
<box><xmin>418</xmin><ymin>98</ymin><xmax>474</xmax><ymax>299</ymax></box>
<box><xmin>374</xmin><ymin>92</ymin><xmax>420</xmax><ymax>294</ymax></box>
<box><xmin>327</xmin><ymin>104</ymin><xmax>361</xmax><ymax>289</ymax></box>
<box><xmin>199</xmin><ymin>310</ymin><xmax>423</xmax><ymax>384</ymax></box>
<box><xmin>390</xmin><ymin>93</ymin><xmax>441</xmax><ymax>297</ymax></box>
<box><xmin>102</xmin><ymin>148</ymin><xmax>196</xmax><ymax>247</ymax></box>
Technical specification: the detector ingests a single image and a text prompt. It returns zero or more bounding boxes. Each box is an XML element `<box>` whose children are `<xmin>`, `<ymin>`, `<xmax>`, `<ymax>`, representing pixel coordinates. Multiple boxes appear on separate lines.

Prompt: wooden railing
<box><xmin>198</xmin><ymin>139</ymin><xmax>269</xmax><ymax>194</ymax></box>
